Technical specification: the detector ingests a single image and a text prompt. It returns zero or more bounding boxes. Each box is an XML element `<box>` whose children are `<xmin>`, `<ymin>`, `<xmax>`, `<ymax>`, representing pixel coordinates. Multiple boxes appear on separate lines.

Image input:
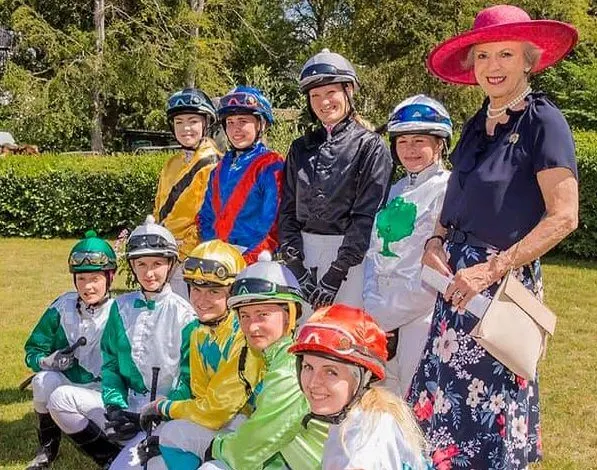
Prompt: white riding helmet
<box><xmin>228</xmin><ymin>251</ymin><xmax>304</xmax><ymax>335</ymax></box>
<box><xmin>387</xmin><ymin>94</ymin><xmax>453</xmax><ymax>144</ymax></box>
<box><xmin>228</xmin><ymin>251</ymin><xmax>304</xmax><ymax>309</ymax></box>
<box><xmin>126</xmin><ymin>215</ymin><xmax>178</xmax><ymax>260</ymax></box>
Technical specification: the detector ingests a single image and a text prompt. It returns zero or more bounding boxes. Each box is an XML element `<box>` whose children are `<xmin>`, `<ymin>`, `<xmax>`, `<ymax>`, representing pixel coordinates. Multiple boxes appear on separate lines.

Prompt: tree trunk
<box><xmin>185</xmin><ymin>0</ymin><xmax>205</xmax><ymax>88</ymax></box>
<box><xmin>91</xmin><ymin>0</ymin><xmax>105</xmax><ymax>153</ymax></box>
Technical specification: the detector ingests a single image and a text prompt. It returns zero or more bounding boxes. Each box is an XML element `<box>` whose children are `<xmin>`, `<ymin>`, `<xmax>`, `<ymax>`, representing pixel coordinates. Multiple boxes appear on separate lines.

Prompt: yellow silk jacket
<box><xmin>157</xmin><ymin>312</ymin><xmax>265</xmax><ymax>430</ymax></box>
<box><xmin>153</xmin><ymin>139</ymin><xmax>220</xmax><ymax>258</ymax></box>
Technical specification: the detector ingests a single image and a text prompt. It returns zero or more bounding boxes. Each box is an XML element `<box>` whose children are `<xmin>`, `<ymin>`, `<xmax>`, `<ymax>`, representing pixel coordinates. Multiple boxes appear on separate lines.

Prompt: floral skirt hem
<box><xmin>407</xmin><ymin>242</ymin><xmax>543</xmax><ymax>470</ymax></box>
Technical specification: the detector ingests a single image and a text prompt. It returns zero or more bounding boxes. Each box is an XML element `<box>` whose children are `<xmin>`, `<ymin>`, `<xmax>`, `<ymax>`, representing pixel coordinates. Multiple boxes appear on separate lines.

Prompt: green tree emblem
<box><xmin>375</xmin><ymin>196</ymin><xmax>417</xmax><ymax>257</ymax></box>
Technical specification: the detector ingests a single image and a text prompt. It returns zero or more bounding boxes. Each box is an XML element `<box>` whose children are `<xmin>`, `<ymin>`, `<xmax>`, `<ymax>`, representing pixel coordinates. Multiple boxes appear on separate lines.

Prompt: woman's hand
<box><xmin>421</xmin><ymin>238</ymin><xmax>452</xmax><ymax>277</ymax></box>
<box><xmin>444</xmin><ymin>260</ymin><xmax>501</xmax><ymax>310</ymax></box>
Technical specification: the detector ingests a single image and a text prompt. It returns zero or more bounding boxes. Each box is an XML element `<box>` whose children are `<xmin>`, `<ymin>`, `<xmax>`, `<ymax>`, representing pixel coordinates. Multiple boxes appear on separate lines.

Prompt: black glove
<box><xmin>309</xmin><ymin>264</ymin><xmax>347</xmax><ymax>309</ymax></box>
<box><xmin>204</xmin><ymin>438</ymin><xmax>216</xmax><ymax>462</ymax></box>
<box><xmin>135</xmin><ymin>435</ymin><xmax>161</xmax><ymax>465</ymax></box>
<box><xmin>139</xmin><ymin>400</ymin><xmax>163</xmax><ymax>433</ymax></box>
<box><xmin>386</xmin><ymin>328</ymin><xmax>400</xmax><ymax>361</ymax></box>
<box><xmin>104</xmin><ymin>405</ymin><xmax>142</xmax><ymax>441</ymax></box>
<box><xmin>282</xmin><ymin>247</ymin><xmax>317</xmax><ymax>300</ymax></box>
<box><xmin>39</xmin><ymin>350</ymin><xmax>75</xmax><ymax>371</ymax></box>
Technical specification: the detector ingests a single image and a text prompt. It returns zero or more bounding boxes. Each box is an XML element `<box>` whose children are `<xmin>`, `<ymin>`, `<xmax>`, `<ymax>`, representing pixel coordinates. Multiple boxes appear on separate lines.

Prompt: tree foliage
<box><xmin>1</xmin><ymin>0</ymin><xmax>597</xmax><ymax>151</ymax></box>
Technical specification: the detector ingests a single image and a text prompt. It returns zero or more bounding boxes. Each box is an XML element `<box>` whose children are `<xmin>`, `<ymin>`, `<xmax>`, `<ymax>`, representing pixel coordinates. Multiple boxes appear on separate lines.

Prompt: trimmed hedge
<box><xmin>0</xmin><ymin>153</ymin><xmax>168</xmax><ymax>237</ymax></box>
<box><xmin>0</xmin><ymin>137</ymin><xmax>596</xmax><ymax>258</ymax></box>
<box><xmin>560</xmin><ymin>132</ymin><xmax>597</xmax><ymax>258</ymax></box>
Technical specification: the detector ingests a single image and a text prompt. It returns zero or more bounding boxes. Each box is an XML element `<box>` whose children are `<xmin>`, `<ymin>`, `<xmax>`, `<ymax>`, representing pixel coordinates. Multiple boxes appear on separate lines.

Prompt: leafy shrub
<box><xmin>1</xmin><ymin>130</ymin><xmax>597</xmax><ymax>259</ymax></box>
<box><xmin>558</xmin><ymin>132</ymin><xmax>597</xmax><ymax>258</ymax></box>
<box><xmin>0</xmin><ymin>153</ymin><xmax>168</xmax><ymax>237</ymax></box>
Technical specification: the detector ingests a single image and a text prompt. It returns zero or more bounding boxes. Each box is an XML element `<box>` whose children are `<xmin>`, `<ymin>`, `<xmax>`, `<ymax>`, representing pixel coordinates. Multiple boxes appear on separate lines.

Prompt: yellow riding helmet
<box><xmin>183</xmin><ymin>240</ymin><xmax>246</xmax><ymax>287</ymax></box>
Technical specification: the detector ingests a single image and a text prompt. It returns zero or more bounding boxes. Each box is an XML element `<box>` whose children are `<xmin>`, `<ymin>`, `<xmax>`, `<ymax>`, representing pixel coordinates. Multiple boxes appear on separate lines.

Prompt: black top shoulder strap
<box><xmin>158</xmin><ymin>153</ymin><xmax>218</xmax><ymax>222</ymax></box>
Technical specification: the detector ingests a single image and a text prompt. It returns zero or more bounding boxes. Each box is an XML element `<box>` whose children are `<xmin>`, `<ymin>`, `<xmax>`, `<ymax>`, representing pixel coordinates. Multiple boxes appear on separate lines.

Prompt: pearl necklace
<box><xmin>486</xmin><ymin>86</ymin><xmax>532</xmax><ymax>119</ymax></box>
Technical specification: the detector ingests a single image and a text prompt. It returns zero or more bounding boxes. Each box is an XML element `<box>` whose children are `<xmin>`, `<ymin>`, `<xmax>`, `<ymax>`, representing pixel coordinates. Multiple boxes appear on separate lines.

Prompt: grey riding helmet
<box><xmin>299</xmin><ymin>49</ymin><xmax>360</xmax><ymax>94</ymax></box>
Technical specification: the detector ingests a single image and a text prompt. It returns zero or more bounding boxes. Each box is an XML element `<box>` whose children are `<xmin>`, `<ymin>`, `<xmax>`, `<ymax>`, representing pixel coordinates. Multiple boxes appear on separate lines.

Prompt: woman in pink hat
<box><xmin>409</xmin><ymin>4</ymin><xmax>579</xmax><ymax>469</ymax></box>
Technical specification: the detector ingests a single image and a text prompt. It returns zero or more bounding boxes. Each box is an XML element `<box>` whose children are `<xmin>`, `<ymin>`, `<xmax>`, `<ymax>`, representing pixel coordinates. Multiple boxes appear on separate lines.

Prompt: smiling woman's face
<box><xmin>308</xmin><ymin>83</ymin><xmax>351</xmax><ymax>126</ymax></box>
<box><xmin>299</xmin><ymin>354</ymin><xmax>359</xmax><ymax>415</ymax></box>
<box><xmin>473</xmin><ymin>41</ymin><xmax>528</xmax><ymax>107</ymax></box>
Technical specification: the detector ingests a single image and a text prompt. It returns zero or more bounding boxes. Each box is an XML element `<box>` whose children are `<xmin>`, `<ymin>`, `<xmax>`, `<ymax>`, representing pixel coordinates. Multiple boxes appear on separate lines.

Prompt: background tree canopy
<box><xmin>1</xmin><ymin>0</ymin><xmax>596</xmax><ymax>151</ymax></box>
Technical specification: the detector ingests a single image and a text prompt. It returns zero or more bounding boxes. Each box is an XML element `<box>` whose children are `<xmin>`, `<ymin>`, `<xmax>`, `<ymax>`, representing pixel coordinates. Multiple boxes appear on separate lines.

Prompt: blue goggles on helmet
<box><xmin>168</xmin><ymin>92</ymin><xmax>209</xmax><ymax>110</ymax></box>
<box><xmin>390</xmin><ymin>104</ymin><xmax>451</xmax><ymax>127</ymax></box>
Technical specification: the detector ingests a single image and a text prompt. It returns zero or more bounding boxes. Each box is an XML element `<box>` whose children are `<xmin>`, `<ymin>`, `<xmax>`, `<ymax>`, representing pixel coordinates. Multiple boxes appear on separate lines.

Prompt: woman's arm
<box><xmin>447</xmin><ymin>167</ymin><xmax>578</xmax><ymax>309</ymax></box>
<box><xmin>421</xmin><ymin>218</ymin><xmax>451</xmax><ymax>276</ymax></box>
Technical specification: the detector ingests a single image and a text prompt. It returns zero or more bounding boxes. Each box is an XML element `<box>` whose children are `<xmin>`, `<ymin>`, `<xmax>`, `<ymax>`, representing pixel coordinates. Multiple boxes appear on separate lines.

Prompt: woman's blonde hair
<box><xmin>340</xmin><ymin>386</ymin><xmax>428</xmax><ymax>469</ymax></box>
<box><xmin>462</xmin><ymin>42</ymin><xmax>542</xmax><ymax>75</ymax></box>
<box><xmin>352</xmin><ymin>112</ymin><xmax>375</xmax><ymax>131</ymax></box>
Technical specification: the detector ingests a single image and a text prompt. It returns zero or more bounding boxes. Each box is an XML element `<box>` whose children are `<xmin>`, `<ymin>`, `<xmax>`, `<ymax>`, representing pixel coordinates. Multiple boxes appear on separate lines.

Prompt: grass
<box><xmin>0</xmin><ymin>239</ymin><xmax>596</xmax><ymax>469</ymax></box>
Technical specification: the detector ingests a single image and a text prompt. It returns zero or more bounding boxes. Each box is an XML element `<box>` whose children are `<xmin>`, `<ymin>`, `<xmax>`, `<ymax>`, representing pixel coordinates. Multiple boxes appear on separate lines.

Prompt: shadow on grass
<box><xmin>0</xmin><ymin>387</ymin><xmax>32</xmax><ymax>406</ymax></box>
<box><xmin>0</xmin><ymin>411</ymin><xmax>99</xmax><ymax>469</ymax></box>
<box><xmin>0</xmin><ymin>410</ymin><xmax>36</xmax><ymax>466</ymax></box>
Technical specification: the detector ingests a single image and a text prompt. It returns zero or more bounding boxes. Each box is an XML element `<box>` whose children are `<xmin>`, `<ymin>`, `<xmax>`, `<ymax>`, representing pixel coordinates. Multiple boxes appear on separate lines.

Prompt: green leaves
<box><xmin>0</xmin><ymin>152</ymin><xmax>169</xmax><ymax>237</ymax></box>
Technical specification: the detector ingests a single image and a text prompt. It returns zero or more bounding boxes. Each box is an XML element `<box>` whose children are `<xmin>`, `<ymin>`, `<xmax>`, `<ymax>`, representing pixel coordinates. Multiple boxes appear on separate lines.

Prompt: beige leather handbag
<box><xmin>470</xmin><ymin>271</ymin><xmax>556</xmax><ymax>380</ymax></box>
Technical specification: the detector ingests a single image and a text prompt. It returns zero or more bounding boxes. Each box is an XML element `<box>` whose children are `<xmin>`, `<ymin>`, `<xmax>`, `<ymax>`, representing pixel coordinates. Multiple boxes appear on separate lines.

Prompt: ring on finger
<box><xmin>453</xmin><ymin>290</ymin><xmax>463</xmax><ymax>299</ymax></box>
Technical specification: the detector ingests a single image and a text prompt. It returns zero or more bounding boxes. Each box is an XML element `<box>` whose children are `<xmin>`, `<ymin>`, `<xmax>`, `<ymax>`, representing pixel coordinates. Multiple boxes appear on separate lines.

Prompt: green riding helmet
<box><xmin>68</xmin><ymin>230</ymin><xmax>117</xmax><ymax>274</ymax></box>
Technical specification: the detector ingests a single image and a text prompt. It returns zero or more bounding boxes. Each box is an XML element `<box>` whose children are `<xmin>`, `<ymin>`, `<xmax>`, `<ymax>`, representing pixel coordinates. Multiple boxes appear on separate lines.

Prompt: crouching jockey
<box><xmin>101</xmin><ymin>215</ymin><xmax>197</xmax><ymax>469</ymax></box>
<box><xmin>200</xmin><ymin>252</ymin><xmax>328</xmax><ymax>469</ymax></box>
<box><xmin>289</xmin><ymin>305</ymin><xmax>433</xmax><ymax>470</ymax></box>
<box><xmin>135</xmin><ymin>240</ymin><xmax>265</xmax><ymax>469</ymax></box>
<box><xmin>24</xmin><ymin>231</ymin><xmax>120</xmax><ymax>469</ymax></box>
<box><xmin>198</xmin><ymin>86</ymin><xmax>284</xmax><ymax>264</ymax></box>
<box><xmin>154</xmin><ymin>88</ymin><xmax>221</xmax><ymax>299</ymax></box>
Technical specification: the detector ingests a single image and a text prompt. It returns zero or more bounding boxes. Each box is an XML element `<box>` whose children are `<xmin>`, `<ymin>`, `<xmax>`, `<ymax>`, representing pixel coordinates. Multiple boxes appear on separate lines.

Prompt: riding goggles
<box><xmin>167</xmin><ymin>93</ymin><xmax>210</xmax><ymax>110</ymax></box>
<box><xmin>300</xmin><ymin>63</ymin><xmax>355</xmax><ymax>81</ymax></box>
<box><xmin>127</xmin><ymin>235</ymin><xmax>174</xmax><ymax>252</ymax></box>
<box><xmin>390</xmin><ymin>104</ymin><xmax>451</xmax><ymax>126</ymax></box>
<box><xmin>69</xmin><ymin>251</ymin><xmax>112</xmax><ymax>267</ymax></box>
<box><xmin>293</xmin><ymin>323</ymin><xmax>385</xmax><ymax>374</ymax></box>
<box><xmin>183</xmin><ymin>257</ymin><xmax>233</xmax><ymax>281</ymax></box>
<box><xmin>231</xmin><ymin>277</ymin><xmax>302</xmax><ymax>298</ymax></box>
<box><xmin>295</xmin><ymin>323</ymin><xmax>366</xmax><ymax>356</ymax></box>
<box><xmin>219</xmin><ymin>92</ymin><xmax>261</xmax><ymax>110</ymax></box>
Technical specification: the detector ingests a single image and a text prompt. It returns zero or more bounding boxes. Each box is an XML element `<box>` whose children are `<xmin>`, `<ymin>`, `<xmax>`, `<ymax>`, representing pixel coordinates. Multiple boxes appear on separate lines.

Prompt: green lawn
<box><xmin>0</xmin><ymin>238</ymin><xmax>596</xmax><ymax>469</ymax></box>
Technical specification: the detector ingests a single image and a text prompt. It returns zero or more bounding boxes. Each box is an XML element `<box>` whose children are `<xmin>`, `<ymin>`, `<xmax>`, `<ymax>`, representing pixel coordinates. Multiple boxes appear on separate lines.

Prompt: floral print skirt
<box><xmin>407</xmin><ymin>242</ymin><xmax>543</xmax><ymax>470</ymax></box>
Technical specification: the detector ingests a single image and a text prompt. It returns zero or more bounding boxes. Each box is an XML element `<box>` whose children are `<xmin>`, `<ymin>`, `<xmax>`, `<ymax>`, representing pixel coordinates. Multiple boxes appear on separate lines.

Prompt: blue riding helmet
<box><xmin>166</xmin><ymin>88</ymin><xmax>217</xmax><ymax>127</ymax></box>
<box><xmin>217</xmin><ymin>86</ymin><xmax>275</xmax><ymax>126</ymax></box>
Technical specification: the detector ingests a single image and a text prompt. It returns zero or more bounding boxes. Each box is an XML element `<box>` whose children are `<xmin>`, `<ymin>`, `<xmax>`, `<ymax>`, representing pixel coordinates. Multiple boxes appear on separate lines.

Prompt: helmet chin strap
<box><xmin>298</xmin><ymin>357</ymin><xmax>374</xmax><ymax>427</ymax></box>
<box><xmin>129</xmin><ymin>258</ymin><xmax>177</xmax><ymax>295</ymax></box>
<box><xmin>186</xmin><ymin>283</ymin><xmax>230</xmax><ymax>327</ymax></box>
<box><xmin>407</xmin><ymin>159</ymin><xmax>442</xmax><ymax>184</ymax></box>
<box><xmin>307</xmin><ymin>84</ymin><xmax>353</xmax><ymax>126</ymax></box>
<box><xmin>224</xmin><ymin>114</ymin><xmax>264</xmax><ymax>152</ymax></box>
<box><xmin>342</xmin><ymin>82</ymin><xmax>356</xmax><ymax>116</ymax></box>
<box><xmin>74</xmin><ymin>271</ymin><xmax>113</xmax><ymax>309</ymax></box>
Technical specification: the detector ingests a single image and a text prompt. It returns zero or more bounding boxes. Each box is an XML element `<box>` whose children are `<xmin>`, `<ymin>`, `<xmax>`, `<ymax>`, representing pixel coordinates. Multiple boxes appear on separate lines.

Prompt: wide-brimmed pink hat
<box><xmin>427</xmin><ymin>4</ymin><xmax>578</xmax><ymax>85</ymax></box>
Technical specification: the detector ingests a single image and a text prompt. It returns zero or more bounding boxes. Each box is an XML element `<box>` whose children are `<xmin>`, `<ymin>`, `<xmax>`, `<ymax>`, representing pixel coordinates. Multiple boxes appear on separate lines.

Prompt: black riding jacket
<box><xmin>279</xmin><ymin>117</ymin><xmax>393</xmax><ymax>273</ymax></box>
